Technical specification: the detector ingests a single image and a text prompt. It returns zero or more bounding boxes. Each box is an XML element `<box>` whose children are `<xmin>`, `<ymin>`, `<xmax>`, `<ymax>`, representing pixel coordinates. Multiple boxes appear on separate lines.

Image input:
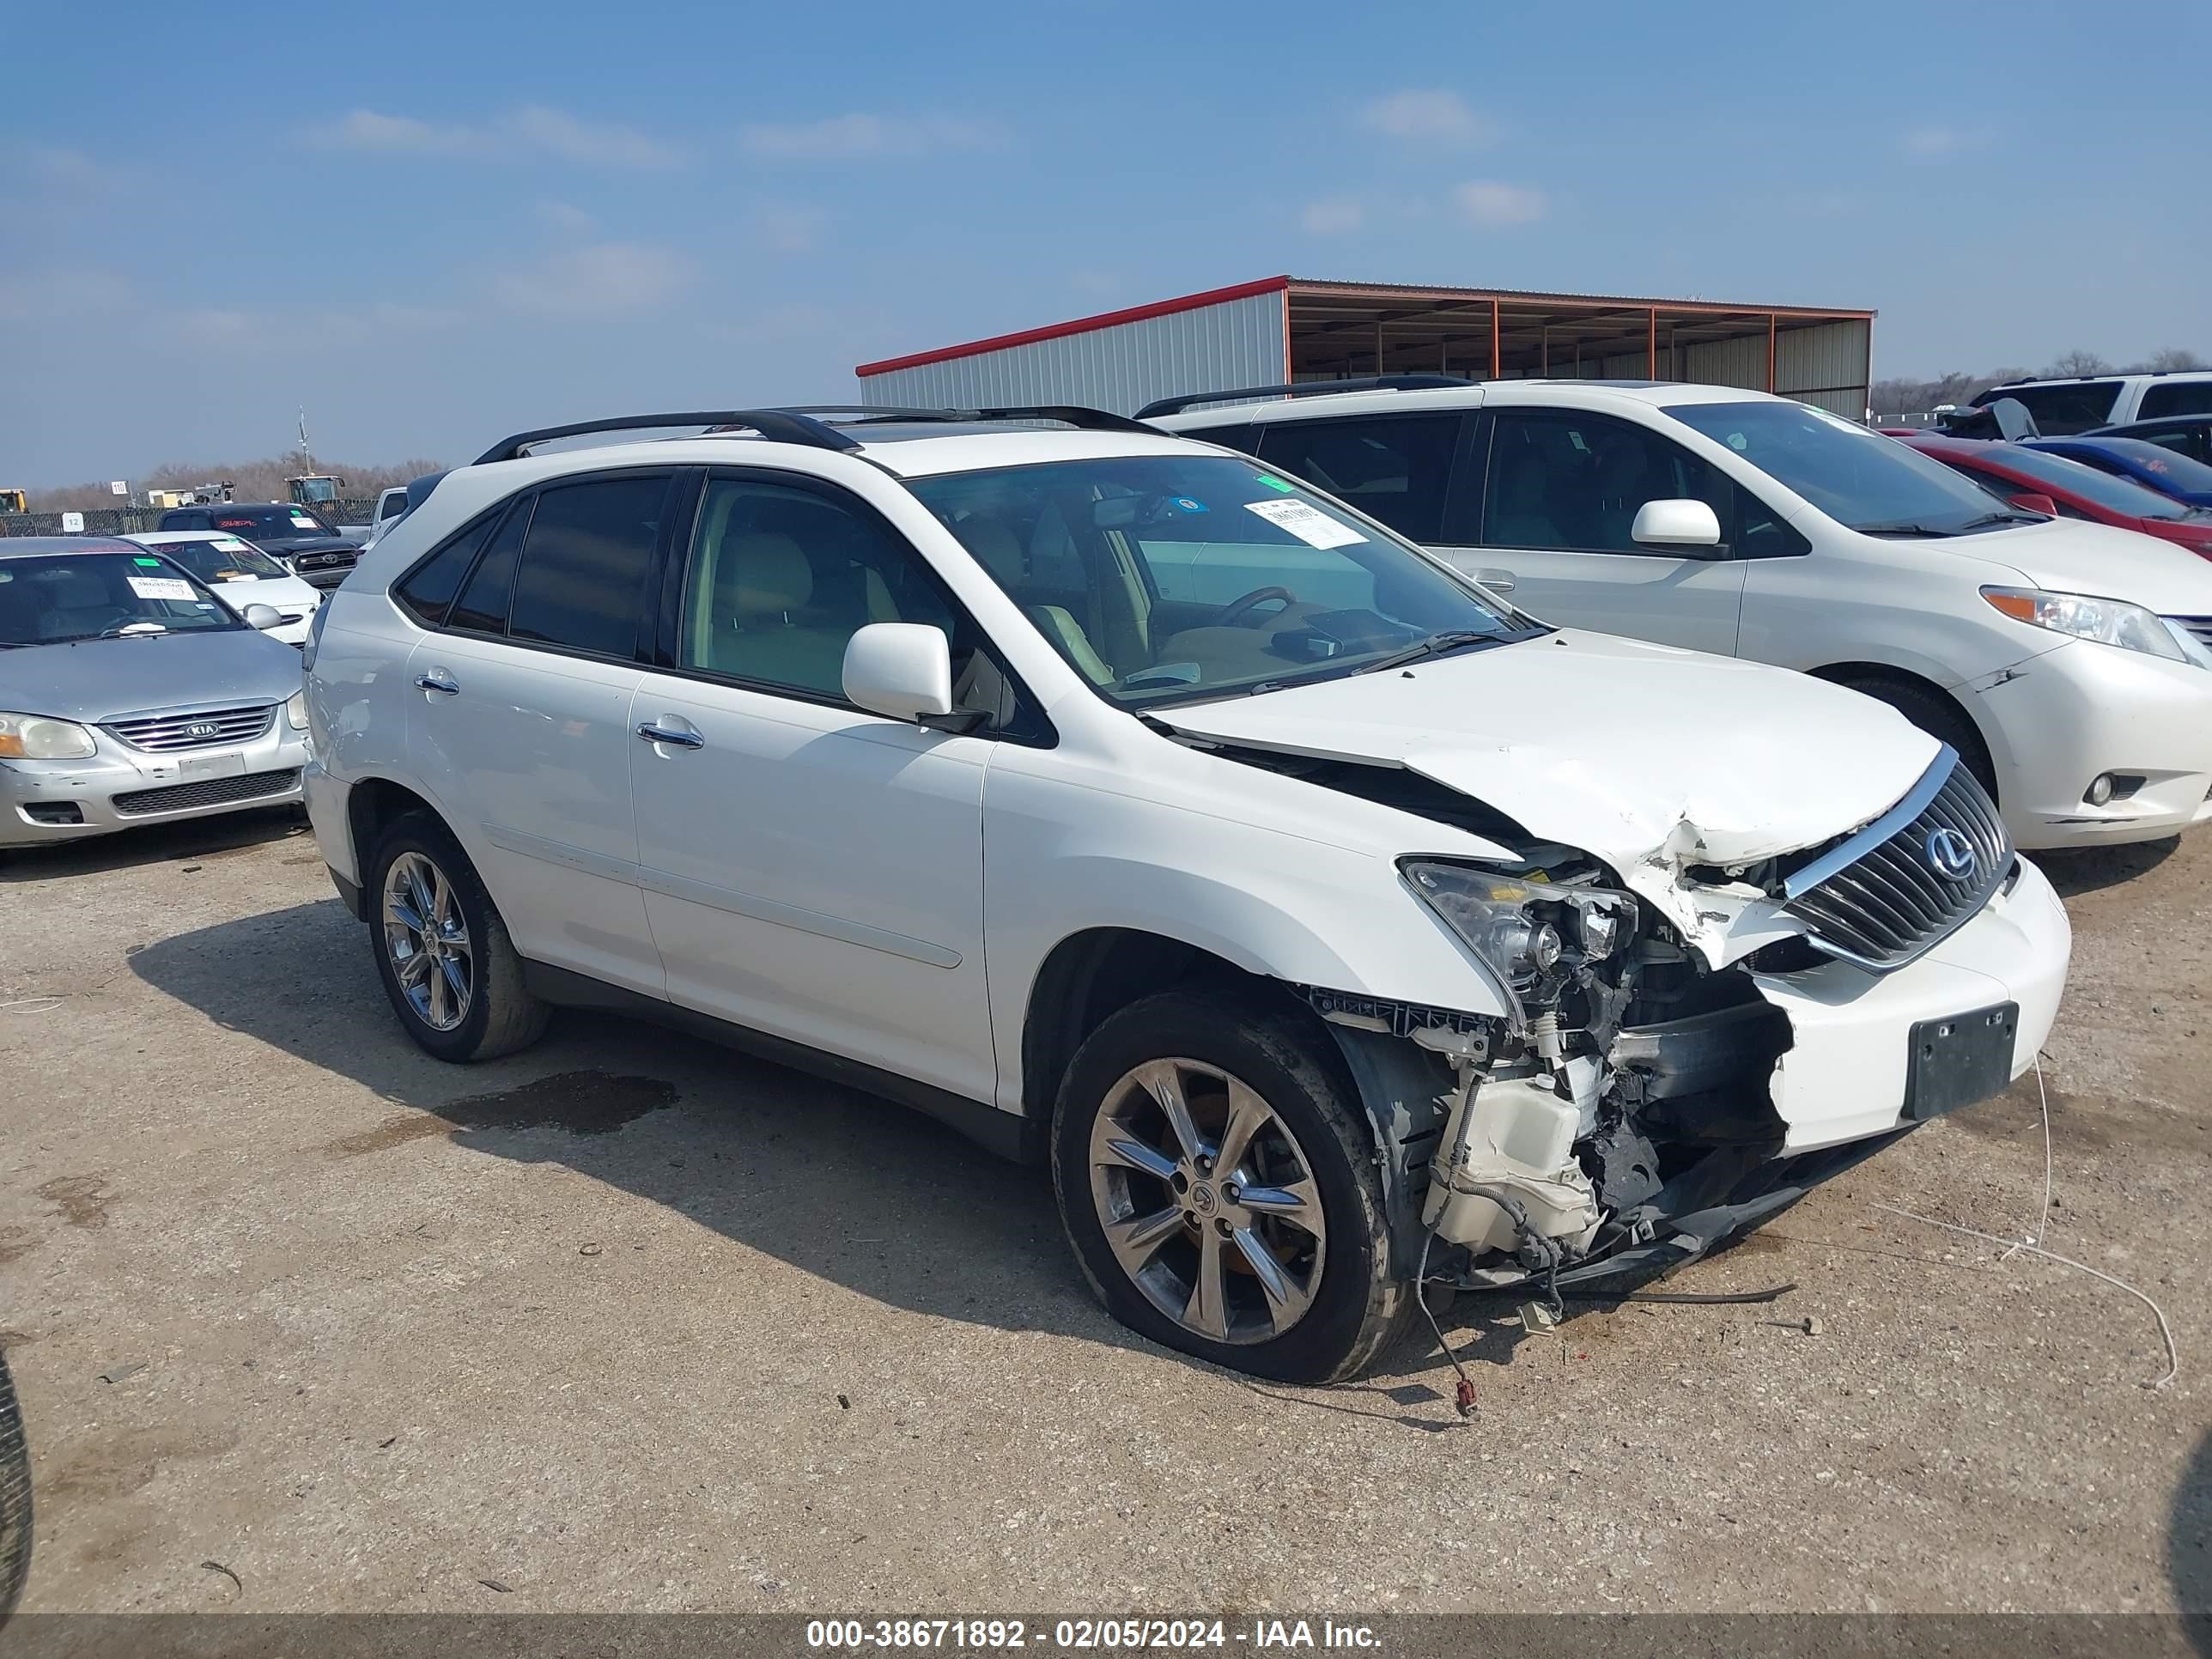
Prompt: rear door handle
<box><xmin>414</xmin><ymin>672</ymin><xmax>459</xmax><ymax>695</ymax></box>
<box><xmin>637</xmin><ymin>721</ymin><xmax>704</xmax><ymax>749</ymax></box>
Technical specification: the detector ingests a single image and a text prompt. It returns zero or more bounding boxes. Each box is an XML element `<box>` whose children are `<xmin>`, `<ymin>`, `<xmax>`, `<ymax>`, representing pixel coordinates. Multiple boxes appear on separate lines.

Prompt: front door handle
<box><xmin>636</xmin><ymin>721</ymin><xmax>704</xmax><ymax>749</ymax></box>
<box><xmin>1472</xmin><ymin>567</ymin><xmax>1516</xmax><ymax>594</ymax></box>
<box><xmin>414</xmin><ymin>672</ymin><xmax>459</xmax><ymax>695</ymax></box>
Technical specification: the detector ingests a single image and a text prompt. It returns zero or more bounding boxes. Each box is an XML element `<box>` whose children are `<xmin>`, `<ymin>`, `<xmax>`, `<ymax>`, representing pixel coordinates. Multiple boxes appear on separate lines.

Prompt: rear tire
<box><xmin>1838</xmin><ymin>676</ymin><xmax>1997</xmax><ymax>800</ymax></box>
<box><xmin>0</xmin><ymin>1348</ymin><xmax>30</xmax><ymax>1621</ymax></box>
<box><xmin>1051</xmin><ymin>989</ymin><xmax>1414</xmax><ymax>1383</ymax></box>
<box><xmin>366</xmin><ymin>811</ymin><xmax>547</xmax><ymax>1062</ymax></box>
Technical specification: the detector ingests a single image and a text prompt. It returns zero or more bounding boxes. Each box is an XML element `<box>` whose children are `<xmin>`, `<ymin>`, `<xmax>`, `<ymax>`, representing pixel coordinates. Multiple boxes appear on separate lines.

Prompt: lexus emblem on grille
<box><xmin>183</xmin><ymin>722</ymin><xmax>218</xmax><ymax>738</ymax></box>
<box><xmin>1925</xmin><ymin>827</ymin><xmax>1978</xmax><ymax>881</ymax></box>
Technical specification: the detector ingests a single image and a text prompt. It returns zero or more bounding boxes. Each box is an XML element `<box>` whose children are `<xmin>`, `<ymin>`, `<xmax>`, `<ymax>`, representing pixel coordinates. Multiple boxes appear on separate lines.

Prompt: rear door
<box><xmin>404</xmin><ymin>471</ymin><xmax>675</xmax><ymax>996</ymax></box>
<box><xmin>1439</xmin><ymin>406</ymin><xmax>1747</xmax><ymax>655</ymax></box>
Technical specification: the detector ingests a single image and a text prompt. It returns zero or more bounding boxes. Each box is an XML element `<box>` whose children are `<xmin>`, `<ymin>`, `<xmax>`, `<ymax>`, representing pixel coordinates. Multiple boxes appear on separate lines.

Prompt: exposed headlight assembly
<box><xmin>0</xmin><ymin>711</ymin><xmax>97</xmax><ymax>760</ymax></box>
<box><xmin>1981</xmin><ymin>586</ymin><xmax>2197</xmax><ymax>665</ymax></box>
<box><xmin>285</xmin><ymin>690</ymin><xmax>310</xmax><ymax>732</ymax></box>
<box><xmin>1401</xmin><ymin>859</ymin><xmax>1638</xmax><ymax>994</ymax></box>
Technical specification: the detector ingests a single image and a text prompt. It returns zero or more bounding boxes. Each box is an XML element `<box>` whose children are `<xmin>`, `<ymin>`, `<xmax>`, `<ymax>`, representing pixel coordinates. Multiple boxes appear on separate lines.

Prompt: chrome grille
<box><xmin>2170</xmin><ymin>615</ymin><xmax>2212</xmax><ymax>654</ymax></box>
<box><xmin>111</xmin><ymin>769</ymin><xmax>299</xmax><ymax>816</ymax></box>
<box><xmin>1780</xmin><ymin>749</ymin><xmax>2013</xmax><ymax>973</ymax></box>
<box><xmin>104</xmin><ymin>704</ymin><xmax>274</xmax><ymax>752</ymax></box>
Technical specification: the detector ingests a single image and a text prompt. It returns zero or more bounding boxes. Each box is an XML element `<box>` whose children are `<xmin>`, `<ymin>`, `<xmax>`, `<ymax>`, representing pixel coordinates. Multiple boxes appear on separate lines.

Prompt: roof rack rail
<box><xmin>1134</xmin><ymin>375</ymin><xmax>1474</xmax><ymax>422</ymax></box>
<box><xmin>780</xmin><ymin>403</ymin><xmax>1159</xmax><ymax>436</ymax></box>
<box><xmin>472</xmin><ymin>410</ymin><xmax>864</xmax><ymax>466</ymax></box>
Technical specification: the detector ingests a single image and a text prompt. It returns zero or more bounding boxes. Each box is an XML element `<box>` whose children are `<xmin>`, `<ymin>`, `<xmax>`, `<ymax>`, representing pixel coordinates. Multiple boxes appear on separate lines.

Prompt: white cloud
<box><xmin>755</xmin><ymin>203</ymin><xmax>829</xmax><ymax>254</ymax></box>
<box><xmin>1300</xmin><ymin>198</ymin><xmax>1366</xmax><ymax>235</ymax></box>
<box><xmin>314</xmin><ymin>106</ymin><xmax>678</xmax><ymax>168</ymax></box>
<box><xmin>1454</xmin><ymin>179</ymin><xmax>1547</xmax><ymax>226</ymax></box>
<box><xmin>1901</xmin><ymin>125</ymin><xmax>1988</xmax><ymax>157</ymax></box>
<box><xmin>1359</xmin><ymin>89</ymin><xmax>1492</xmax><ymax>144</ymax></box>
<box><xmin>13</xmin><ymin>144</ymin><xmax>125</xmax><ymax>191</ymax></box>
<box><xmin>170</xmin><ymin>301</ymin><xmax>460</xmax><ymax>354</ymax></box>
<box><xmin>493</xmin><ymin>242</ymin><xmax>696</xmax><ymax>314</ymax></box>
<box><xmin>738</xmin><ymin>112</ymin><xmax>1006</xmax><ymax>160</ymax></box>
<box><xmin>0</xmin><ymin>269</ymin><xmax>132</xmax><ymax>322</ymax></box>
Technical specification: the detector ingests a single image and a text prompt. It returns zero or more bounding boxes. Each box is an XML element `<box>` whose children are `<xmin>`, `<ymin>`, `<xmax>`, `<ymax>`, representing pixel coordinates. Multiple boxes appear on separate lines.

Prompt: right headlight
<box><xmin>0</xmin><ymin>711</ymin><xmax>98</xmax><ymax>760</ymax></box>
<box><xmin>1981</xmin><ymin>586</ymin><xmax>2192</xmax><ymax>663</ymax></box>
<box><xmin>1401</xmin><ymin>859</ymin><xmax>1638</xmax><ymax>990</ymax></box>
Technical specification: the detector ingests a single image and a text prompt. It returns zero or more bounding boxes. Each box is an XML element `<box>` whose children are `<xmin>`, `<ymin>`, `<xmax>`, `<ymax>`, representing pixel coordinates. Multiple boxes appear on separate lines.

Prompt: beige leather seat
<box><xmin>701</xmin><ymin>532</ymin><xmax>856</xmax><ymax>690</ymax></box>
<box><xmin>951</xmin><ymin>518</ymin><xmax>1115</xmax><ymax>685</ymax></box>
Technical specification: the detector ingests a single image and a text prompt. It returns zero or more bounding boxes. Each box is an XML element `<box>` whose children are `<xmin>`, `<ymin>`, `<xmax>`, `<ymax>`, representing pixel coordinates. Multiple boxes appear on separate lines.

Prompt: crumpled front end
<box><xmin>1307</xmin><ymin>751</ymin><xmax>2072</xmax><ymax>1295</ymax></box>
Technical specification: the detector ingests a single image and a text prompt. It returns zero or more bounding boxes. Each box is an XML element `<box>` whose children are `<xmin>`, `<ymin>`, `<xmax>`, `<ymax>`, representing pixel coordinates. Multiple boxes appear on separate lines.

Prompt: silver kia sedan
<box><xmin>0</xmin><ymin>538</ymin><xmax>312</xmax><ymax>848</ymax></box>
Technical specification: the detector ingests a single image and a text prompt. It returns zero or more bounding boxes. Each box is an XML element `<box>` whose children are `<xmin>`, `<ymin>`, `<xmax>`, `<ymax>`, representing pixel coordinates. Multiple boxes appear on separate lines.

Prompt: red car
<box><xmin>1894</xmin><ymin>430</ymin><xmax>2212</xmax><ymax>560</ymax></box>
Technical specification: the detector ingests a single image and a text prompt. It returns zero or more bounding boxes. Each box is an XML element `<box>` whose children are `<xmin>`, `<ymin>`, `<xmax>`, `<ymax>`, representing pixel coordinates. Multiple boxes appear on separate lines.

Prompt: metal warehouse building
<box><xmin>856</xmin><ymin>275</ymin><xmax>1875</xmax><ymax>419</ymax></box>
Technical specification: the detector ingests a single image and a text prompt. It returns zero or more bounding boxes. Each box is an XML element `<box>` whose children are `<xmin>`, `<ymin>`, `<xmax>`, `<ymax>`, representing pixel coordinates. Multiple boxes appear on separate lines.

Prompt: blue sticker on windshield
<box><xmin>1170</xmin><ymin>497</ymin><xmax>1208</xmax><ymax>514</ymax></box>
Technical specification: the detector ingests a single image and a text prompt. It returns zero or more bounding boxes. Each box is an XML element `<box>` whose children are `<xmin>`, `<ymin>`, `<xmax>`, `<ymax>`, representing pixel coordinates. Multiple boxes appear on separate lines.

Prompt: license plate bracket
<box><xmin>1904</xmin><ymin>1001</ymin><xmax>2019</xmax><ymax>1120</ymax></box>
<box><xmin>179</xmin><ymin>751</ymin><xmax>246</xmax><ymax>781</ymax></box>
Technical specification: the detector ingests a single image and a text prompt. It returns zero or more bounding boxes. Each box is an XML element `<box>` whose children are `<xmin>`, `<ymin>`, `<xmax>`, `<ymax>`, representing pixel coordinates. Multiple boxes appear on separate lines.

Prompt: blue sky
<box><xmin>4</xmin><ymin>1</ymin><xmax>2205</xmax><ymax>484</ymax></box>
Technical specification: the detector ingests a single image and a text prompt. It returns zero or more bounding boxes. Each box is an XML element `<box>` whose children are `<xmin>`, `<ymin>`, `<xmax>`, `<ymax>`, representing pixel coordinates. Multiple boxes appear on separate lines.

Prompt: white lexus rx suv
<box><xmin>301</xmin><ymin>407</ymin><xmax>2071</xmax><ymax>1382</ymax></box>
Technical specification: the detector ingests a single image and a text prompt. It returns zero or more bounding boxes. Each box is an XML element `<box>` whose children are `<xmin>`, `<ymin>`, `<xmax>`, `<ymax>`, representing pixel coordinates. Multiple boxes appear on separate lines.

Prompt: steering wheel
<box><xmin>1211</xmin><ymin>586</ymin><xmax>1297</xmax><ymax>628</ymax></box>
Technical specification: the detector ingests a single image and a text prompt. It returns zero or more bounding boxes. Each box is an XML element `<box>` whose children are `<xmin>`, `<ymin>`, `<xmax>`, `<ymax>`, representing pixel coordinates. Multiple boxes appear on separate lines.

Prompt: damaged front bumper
<box><xmin>1322</xmin><ymin>855</ymin><xmax>2072</xmax><ymax>1294</ymax></box>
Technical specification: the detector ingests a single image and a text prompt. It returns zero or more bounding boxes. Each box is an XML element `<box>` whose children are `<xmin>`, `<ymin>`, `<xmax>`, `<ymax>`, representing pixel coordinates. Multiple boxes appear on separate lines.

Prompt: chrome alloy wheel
<box><xmin>382</xmin><ymin>850</ymin><xmax>473</xmax><ymax>1032</ymax></box>
<box><xmin>1087</xmin><ymin>1058</ymin><xmax>1327</xmax><ymax>1346</ymax></box>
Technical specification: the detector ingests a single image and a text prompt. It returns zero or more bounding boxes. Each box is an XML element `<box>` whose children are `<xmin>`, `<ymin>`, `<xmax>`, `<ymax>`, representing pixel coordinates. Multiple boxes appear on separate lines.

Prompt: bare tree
<box><xmin>27</xmin><ymin>453</ymin><xmax>444</xmax><ymax>514</ymax></box>
<box><xmin>2142</xmin><ymin>347</ymin><xmax>2208</xmax><ymax>373</ymax></box>
<box><xmin>2045</xmin><ymin>349</ymin><xmax>2112</xmax><ymax>377</ymax></box>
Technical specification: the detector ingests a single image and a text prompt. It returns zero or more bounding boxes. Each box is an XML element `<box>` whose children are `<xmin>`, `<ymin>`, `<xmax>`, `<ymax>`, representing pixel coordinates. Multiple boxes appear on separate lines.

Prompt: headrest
<box><xmin>954</xmin><ymin>519</ymin><xmax>1025</xmax><ymax>580</ymax></box>
<box><xmin>722</xmin><ymin>532</ymin><xmax>811</xmax><ymax>616</ymax></box>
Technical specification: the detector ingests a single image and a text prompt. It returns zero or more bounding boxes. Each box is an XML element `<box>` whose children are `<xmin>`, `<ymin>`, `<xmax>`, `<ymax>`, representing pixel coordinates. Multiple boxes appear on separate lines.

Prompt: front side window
<box><xmin>2137</xmin><ymin>382</ymin><xmax>2212</xmax><ymax>420</ymax></box>
<box><xmin>1480</xmin><ymin>409</ymin><xmax>1798</xmax><ymax>556</ymax></box>
<box><xmin>1667</xmin><ymin>402</ymin><xmax>2034</xmax><ymax>538</ymax></box>
<box><xmin>0</xmin><ymin>551</ymin><xmax>240</xmax><ymax>646</ymax></box>
<box><xmin>1974</xmin><ymin>381</ymin><xmax>2121</xmax><ymax>434</ymax></box>
<box><xmin>906</xmin><ymin>453</ymin><xmax>1534</xmax><ymax>709</ymax></box>
<box><xmin>1258</xmin><ymin>415</ymin><xmax>1462</xmax><ymax>544</ymax></box>
<box><xmin>677</xmin><ymin>475</ymin><xmax>1024</xmax><ymax>730</ymax></box>
<box><xmin>507</xmin><ymin>474</ymin><xmax>672</xmax><ymax>658</ymax></box>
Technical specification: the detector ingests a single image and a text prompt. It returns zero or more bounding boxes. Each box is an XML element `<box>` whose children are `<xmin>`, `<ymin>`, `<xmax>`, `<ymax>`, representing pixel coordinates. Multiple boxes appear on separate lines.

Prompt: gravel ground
<box><xmin>0</xmin><ymin>810</ymin><xmax>2205</xmax><ymax>1614</ymax></box>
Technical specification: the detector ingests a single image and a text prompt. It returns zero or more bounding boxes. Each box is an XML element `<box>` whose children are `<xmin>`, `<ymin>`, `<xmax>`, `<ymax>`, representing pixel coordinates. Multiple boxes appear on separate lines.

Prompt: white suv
<box><xmin>302</xmin><ymin>407</ymin><xmax>2070</xmax><ymax>1382</ymax></box>
<box><xmin>1152</xmin><ymin>380</ymin><xmax>2212</xmax><ymax>849</ymax></box>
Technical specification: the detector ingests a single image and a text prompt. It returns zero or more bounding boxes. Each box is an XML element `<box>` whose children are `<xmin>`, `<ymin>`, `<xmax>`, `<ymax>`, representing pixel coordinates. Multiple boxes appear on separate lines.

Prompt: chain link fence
<box><xmin>0</xmin><ymin>500</ymin><xmax>381</xmax><ymax>539</ymax></box>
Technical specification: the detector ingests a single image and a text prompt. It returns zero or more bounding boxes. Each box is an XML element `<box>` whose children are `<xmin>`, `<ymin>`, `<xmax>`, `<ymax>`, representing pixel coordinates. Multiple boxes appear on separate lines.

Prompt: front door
<box><xmin>629</xmin><ymin>470</ymin><xmax>1000</xmax><ymax>1105</ymax></box>
<box><xmin>1437</xmin><ymin>407</ymin><xmax>1748</xmax><ymax>656</ymax></box>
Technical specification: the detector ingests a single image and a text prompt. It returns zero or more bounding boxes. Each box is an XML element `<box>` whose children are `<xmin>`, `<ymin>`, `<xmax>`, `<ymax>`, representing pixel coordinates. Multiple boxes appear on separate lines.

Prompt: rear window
<box><xmin>1974</xmin><ymin>381</ymin><xmax>2122</xmax><ymax>434</ymax></box>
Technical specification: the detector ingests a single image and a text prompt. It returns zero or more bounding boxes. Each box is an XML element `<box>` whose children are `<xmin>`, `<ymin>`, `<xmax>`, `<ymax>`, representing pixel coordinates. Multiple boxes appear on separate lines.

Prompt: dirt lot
<box><xmin>1</xmin><ymin>810</ymin><xmax>2206</xmax><ymax>1614</ymax></box>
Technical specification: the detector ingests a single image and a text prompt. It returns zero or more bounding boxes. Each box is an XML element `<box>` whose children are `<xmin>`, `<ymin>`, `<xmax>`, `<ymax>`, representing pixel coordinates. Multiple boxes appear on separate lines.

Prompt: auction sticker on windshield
<box><xmin>1244</xmin><ymin>498</ymin><xmax>1366</xmax><ymax>549</ymax></box>
<box><xmin>289</xmin><ymin>514</ymin><xmax>318</xmax><ymax>529</ymax></box>
<box><xmin>127</xmin><ymin>576</ymin><xmax>195</xmax><ymax>601</ymax></box>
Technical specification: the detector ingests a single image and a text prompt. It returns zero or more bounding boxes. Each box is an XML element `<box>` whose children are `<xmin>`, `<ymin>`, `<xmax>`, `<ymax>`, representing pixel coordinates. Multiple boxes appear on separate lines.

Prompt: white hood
<box><xmin>1164</xmin><ymin>629</ymin><xmax>1942</xmax><ymax>962</ymax></box>
<box><xmin>1962</xmin><ymin>517</ymin><xmax>2212</xmax><ymax>616</ymax></box>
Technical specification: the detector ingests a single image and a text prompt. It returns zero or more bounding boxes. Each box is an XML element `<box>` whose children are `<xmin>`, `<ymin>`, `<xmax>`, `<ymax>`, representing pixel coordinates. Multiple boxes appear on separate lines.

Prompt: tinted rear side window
<box><xmin>394</xmin><ymin>510</ymin><xmax>503</xmax><ymax>627</ymax></box>
<box><xmin>507</xmin><ymin>474</ymin><xmax>671</xmax><ymax>658</ymax></box>
<box><xmin>2138</xmin><ymin>381</ymin><xmax>2212</xmax><ymax>420</ymax></box>
<box><xmin>1257</xmin><ymin>415</ymin><xmax>1462</xmax><ymax>542</ymax></box>
<box><xmin>447</xmin><ymin>499</ymin><xmax>531</xmax><ymax>634</ymax></box>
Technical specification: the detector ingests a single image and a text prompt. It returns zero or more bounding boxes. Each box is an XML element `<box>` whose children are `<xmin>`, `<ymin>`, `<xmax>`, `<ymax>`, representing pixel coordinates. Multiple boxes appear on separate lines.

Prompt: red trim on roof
<box><xmin>855</xmin><ymin>276</ymin><xmax>1292</xmax><ymax>378</ymax></box>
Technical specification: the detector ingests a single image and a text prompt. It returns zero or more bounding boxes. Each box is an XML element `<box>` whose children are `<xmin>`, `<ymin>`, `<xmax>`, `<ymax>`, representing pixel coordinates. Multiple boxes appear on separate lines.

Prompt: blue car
<box><xmin>2024</xmin><ymin>435</ymin><xmax>2212</xmax><ymax>510</ymax></box>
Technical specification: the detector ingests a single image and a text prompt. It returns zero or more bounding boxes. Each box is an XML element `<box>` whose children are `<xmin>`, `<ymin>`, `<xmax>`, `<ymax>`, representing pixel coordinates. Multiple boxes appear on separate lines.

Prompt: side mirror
<box><xmin>2009</xmin><ymin>492</ymin><xmax>2058</xmax><ymax>516</ymax></box>
<box><xmin>242</xmin><ymin>603</ymin><xmax>284</xmax><ymax>631</ymax></box>
<box><xmin>1631</xmin><ymin>498</ymin><xmax>1724</xmax><ymax>553</ymax></box>
<box><xmin>842</xmin><ymin>623</ymin><xmax>953</xmax><ymax>722</ymax></box>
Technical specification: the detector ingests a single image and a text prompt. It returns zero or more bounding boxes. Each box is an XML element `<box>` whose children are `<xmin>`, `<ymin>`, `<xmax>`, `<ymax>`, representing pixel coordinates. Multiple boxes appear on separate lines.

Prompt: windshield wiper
<box><xmin>1357</xmin><ymin>629</ymin><xmax>1500</xmax><ymax>674</ymax></box>
<box><xmin>1853</xmin><ymin>520</ymin><xmax>1957</xmax><ymax>538</ymax></box>
<box><xmin>98</xmin><ymin>623</ymin><xmax>169</xmax><ymax>639</ymax></box>
<box><xmin>1954</xmin><ymin>510</ymin><xmax>2041</xmax><ymax>530</ymax></box>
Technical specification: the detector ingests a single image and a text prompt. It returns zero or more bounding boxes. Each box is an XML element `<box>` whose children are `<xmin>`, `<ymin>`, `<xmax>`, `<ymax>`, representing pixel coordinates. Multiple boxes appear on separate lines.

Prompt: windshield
<box><xmin>0</xmin><ymin>552</ymin><xmax>240</xmax><ymax>647</ymax></box>
<box><xmin>145</xmin><ymin>535</ymin><xmax>291</xmax><ymax>582</ymax></box>
<box><xmin>906</xmin><ymin>454</ymin><xmax>1537</xmax><ymax>708</ymax></box>
<box><xmin>213</xmin><ymin>505</ymin><xmax>331</xmax><ymax>539</ymax></box>
<box><xmin>1982</xmin><ymin>446</ymin><xmax>2192</xmax><ymax>520</ymax></box>
<box><xmin>1667</xmin><ymin>402</ymin><xmax>2030</xmax><ymax>536</ymax></box>
<box><xmin>2087</xmin><ymin>439</ymin><xmax>2212</xmax><ymax>499</ymax></box>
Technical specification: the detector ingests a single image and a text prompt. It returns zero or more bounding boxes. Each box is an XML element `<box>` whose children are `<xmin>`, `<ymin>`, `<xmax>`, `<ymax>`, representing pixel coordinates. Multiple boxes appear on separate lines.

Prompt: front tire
<box><xmin>1839</xmin><ymin>676</ymin><xmax>1998</xmax><ymax>799</ymax></box>
<box><xmin>366</xmin><ymin>811</ymin><xmax>547</xmax><ymax>1062</ymax></box>
<box><xmin>1051</xmin><ymin>990</ymin><xmax>1413</xmax><ymax>1383</ymax></box>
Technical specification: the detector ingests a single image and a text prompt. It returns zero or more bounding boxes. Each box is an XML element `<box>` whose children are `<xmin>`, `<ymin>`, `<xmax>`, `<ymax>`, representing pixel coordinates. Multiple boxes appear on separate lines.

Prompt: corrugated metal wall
<box><xmin>856</xmin><ymin>289</ymin><xmax>1285</xmax><ymax>414</ymax></box>
<box><xmin>1776</xmin><ymin>319</ymin><xmax>1871</xmax><ymax>417</ymax></box>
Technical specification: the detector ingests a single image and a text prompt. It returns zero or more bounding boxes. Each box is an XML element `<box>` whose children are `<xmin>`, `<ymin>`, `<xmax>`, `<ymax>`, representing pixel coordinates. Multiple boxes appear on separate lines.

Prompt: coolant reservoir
<box><xmin>1425</xmin><ymin>1075</ymin><xmax>1599</xmax><ymax>1255</ymax></box>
